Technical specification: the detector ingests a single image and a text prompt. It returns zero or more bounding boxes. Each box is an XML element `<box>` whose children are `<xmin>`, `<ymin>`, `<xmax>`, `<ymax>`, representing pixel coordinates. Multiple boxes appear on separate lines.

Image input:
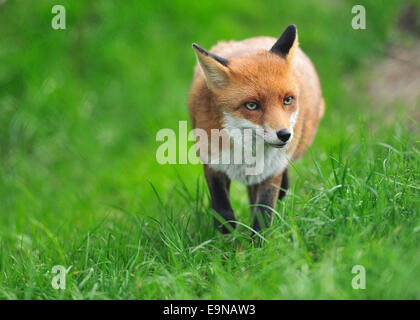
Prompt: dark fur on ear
<box><xmin>192</xmin><ymin>43</ymin><xmax>231</xmax><ymax>90</ymax></box>
<box><xmin>192</xmin><ymin>43</ymin><xmax>229</xmax><ymax>67</ymax></box>
<box><xmin>270</xmin><ymin>24</ymin><xmax>297</xmax><ymax>58</ymax></box>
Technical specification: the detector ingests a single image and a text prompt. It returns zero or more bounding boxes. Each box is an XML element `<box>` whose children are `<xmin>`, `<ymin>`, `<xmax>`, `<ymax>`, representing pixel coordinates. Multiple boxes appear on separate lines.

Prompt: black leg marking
<box><xmin>252</xmin><ymin>186</ymin><xmax>278</xmax><ymax>233</ymax></box>
<box><xmin>250</xmin><ymin>174</ymin><xmax>283</xmax><ymax>239</ymax></box>
<box><xmin>204</xmin><ymin>166</ymin><xmax>236</xmax><ymax>234</ymax></box>
<box><xmin>279</xmin><ymin>169</ymin><xmax>289</xmax><ymax>200</ymax></box>
<box><xmin>247</xmin><ymin>184</ymin><xmax>258</xmax><ymax>205</ymax></box>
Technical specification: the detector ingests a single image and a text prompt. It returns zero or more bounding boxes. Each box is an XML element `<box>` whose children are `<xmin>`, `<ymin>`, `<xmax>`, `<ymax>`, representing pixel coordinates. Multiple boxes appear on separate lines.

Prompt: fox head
<box><xmin>193</xmin><ymin>25</ymin><xmax>300</xmax><ymax>149</ymax></box>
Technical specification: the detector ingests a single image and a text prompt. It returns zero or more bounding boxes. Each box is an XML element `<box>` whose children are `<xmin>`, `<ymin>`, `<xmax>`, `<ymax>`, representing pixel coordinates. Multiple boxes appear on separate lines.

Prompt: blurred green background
<box><xmin>0</xmin><ymin>0</ymin><xmax>419</xmax><ymax>299</ymax></box>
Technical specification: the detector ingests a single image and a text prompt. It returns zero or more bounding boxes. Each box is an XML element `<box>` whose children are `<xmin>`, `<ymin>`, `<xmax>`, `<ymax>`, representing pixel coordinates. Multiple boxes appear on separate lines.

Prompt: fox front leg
<box><xmin>204</xmin><ymin>165</ymin><xmax>237</xmax><ymax>234</ymax></box>
<box><xmin>279</xmin><ymin>169</ymin><xmax>289</xmax><ymax>200</ymax></box>
<box><xmin>250</xmin><ymin>173</ymin><xmax>283</xmax><ymax>235</ymax></box>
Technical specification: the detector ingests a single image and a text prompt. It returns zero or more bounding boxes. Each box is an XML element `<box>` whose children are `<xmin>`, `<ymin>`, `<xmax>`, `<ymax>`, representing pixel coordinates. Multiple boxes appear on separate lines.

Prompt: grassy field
<box><xmin>0</xmin><ymin>0</ymin><xmax>419</xmax><ymax>299</ymax></box>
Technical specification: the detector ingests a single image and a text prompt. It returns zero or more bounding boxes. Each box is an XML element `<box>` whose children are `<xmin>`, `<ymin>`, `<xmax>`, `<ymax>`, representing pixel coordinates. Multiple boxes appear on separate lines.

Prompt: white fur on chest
<box><xmin>208</xmin><ymin>146</ymin><xmax>289</xmax><ymax>185</ymax></box>
<box><xmin>207</xmin><ymin>113</ymin><xmax>290</xmax><ymax>185</ymax></box>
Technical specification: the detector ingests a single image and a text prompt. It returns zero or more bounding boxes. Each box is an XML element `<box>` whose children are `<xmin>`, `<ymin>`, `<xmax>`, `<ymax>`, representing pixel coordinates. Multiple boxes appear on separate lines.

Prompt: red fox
<box><xmin>188</xmin><ymin>25</ymin><xmax>324</xmax><ymax>235</ymax></box>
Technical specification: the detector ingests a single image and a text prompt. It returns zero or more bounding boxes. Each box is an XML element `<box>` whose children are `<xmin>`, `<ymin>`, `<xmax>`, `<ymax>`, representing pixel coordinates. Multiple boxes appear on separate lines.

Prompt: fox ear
<box><xmin>192</xmin><ymin>43</ymin><xmax>230</xmax><ymax>91</ymax></box>
<box><xmin>270</xmin><ymin>24</ymin><xmax>298</xmax><ymax>61</ymax></box>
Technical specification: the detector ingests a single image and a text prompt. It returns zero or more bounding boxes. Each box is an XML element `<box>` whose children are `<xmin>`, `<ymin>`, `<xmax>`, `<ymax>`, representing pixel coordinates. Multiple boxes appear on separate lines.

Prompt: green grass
<box><xmin>0</xmin><ymin>0</ymin><xmax>419</xmax><ymax>299</ymax></box>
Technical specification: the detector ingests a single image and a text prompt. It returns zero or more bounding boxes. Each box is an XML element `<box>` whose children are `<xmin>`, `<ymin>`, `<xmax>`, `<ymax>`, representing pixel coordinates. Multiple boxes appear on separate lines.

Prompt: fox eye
<box><xmin>283</xmin><ymin>96</ymin><xmax>294</xmax><ymax>105</ymax></box>
<box><xmin>244</xmin><ymin>102</ymin><xmax>259</xmax><ymax>111</ymax></box>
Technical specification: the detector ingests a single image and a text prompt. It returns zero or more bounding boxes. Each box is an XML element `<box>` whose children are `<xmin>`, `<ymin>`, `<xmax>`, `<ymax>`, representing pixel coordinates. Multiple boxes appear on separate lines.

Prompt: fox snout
<box><xmin>262</xmin><ymin>126</ymin><xmax>292</xmax><ymax>148</ymax></box>
<box><xmin>276</xmin><ymin>129</ymin><xmax>291</xmax><ymax>143</ymax></box>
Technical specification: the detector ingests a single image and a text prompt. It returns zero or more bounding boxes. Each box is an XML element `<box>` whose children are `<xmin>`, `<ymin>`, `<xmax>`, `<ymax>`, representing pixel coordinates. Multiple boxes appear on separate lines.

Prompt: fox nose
<box><xmin>276</xmin><ymin>129</ymin><xmax>291</xmax><ymax>143</ymax></box>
